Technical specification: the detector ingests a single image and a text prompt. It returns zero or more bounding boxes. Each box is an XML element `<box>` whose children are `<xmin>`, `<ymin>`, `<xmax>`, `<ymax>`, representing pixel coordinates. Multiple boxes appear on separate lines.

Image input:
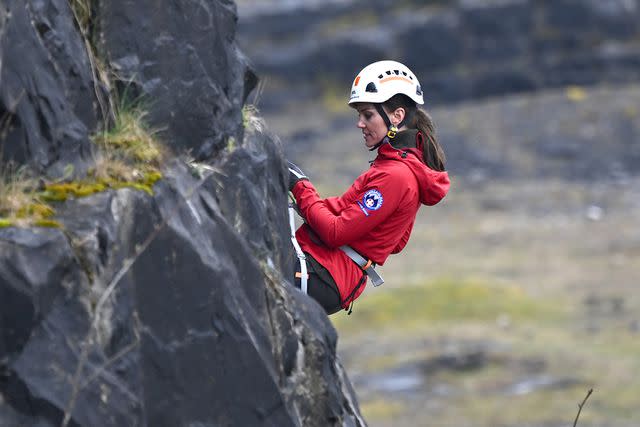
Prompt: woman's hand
<box><xmin>287</xmin><ymin>161</ymin><xmax>308</xmax><ymax>191</ymax></box>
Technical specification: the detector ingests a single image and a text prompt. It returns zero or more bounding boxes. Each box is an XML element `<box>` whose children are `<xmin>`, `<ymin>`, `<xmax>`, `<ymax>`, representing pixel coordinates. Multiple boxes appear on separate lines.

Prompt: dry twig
<box><xmin>573</xmin><ymin>388</ymin><xmax>594</xmax><ymax>427</ymax></box>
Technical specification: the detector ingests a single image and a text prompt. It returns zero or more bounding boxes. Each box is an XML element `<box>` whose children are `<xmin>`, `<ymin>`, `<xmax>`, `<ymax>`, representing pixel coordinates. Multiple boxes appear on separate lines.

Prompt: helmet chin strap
<box><xmin>370</xmin><ymin>103</ymin><xmax>412</xmax><ymax>151</ymax></box>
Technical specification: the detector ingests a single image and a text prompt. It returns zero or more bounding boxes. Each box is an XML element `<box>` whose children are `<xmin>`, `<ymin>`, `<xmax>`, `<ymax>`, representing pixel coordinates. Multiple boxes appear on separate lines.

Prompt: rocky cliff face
<box><xmin>0</xmin><ymin>1</ymin><xmax>364</xmax><ymax>426</ymax></box>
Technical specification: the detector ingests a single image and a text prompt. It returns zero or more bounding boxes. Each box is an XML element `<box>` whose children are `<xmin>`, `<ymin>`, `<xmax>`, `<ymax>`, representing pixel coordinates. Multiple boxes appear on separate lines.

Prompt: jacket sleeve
<box><xmin>291</xmin><ymin>169</ymin><xmax>406</xmax><ymax>248</ymax></box>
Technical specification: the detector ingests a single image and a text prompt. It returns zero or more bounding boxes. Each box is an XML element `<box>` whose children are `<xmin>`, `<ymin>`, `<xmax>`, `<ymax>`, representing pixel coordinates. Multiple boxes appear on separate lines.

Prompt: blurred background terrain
<box><xmin>235</xmin><ymin>1</ymin><xmax>640</xmax><ymax>426</ymax></box>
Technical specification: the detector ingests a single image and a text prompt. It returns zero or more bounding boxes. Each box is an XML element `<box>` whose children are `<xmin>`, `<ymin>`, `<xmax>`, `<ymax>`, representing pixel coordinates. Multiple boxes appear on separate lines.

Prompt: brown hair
<box><xmin>383</xmin><ymin>94</ymin><xmax>446</xmax><ymax>171</ymax></box>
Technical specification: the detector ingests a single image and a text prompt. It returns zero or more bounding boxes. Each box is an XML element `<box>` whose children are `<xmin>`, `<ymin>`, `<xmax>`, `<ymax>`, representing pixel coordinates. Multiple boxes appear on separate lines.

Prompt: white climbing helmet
<box><xmin>348</xmin><ymin>60</ymin><xmax>424</xmax><ymax>106</ymax></box>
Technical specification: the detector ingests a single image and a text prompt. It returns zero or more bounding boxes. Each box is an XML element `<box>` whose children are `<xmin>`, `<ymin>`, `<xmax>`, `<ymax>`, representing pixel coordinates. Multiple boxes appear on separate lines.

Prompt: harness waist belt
<box><xmin>339</xmin><ymin>246</ymin><xmax>384</xmax><ymax>287</ymax></box>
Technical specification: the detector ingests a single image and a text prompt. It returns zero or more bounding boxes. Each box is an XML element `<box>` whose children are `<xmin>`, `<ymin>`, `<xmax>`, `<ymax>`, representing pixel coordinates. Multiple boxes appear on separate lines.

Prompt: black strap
<box><xmin>374</xmin><ymin>103</ymin><xmax>392</xmax><ymax>129</ymax></box>
<box><xmin>365</xmin><ymin>104</ymin><xmax>389</xmax><ymax>151</ymax></box>
<box><xmin>371</xmin><ymin>103</ymin><xmax>414</xmax><ymax>151</ymax></box>
<box><xmin>368</xmin><ymin>136</ymin><xmax>387</xmax><ymax>152</ymax></box>
<box><xmin>374</xmin><ymin>102</ymin><xmax>414</xmax><ymax>130</ymax></box>
<box><xmin>342</xmin><ymin>273</ymin><xmax>367</xmax><ymax>315</ymax></box>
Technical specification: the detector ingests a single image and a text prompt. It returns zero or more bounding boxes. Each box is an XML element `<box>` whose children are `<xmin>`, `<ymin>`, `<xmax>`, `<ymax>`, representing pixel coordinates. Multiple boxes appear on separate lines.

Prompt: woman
<box><xmin>288</xmin><ymin>60</ymin><xmax>450</xmax><ymax>315</ymax></box>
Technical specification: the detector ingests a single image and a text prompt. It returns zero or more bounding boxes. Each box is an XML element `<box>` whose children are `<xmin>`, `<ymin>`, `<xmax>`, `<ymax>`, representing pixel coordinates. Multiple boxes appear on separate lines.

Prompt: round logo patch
<box><xmin>362</xmin><ymin>189</ymin><xmax>383</xmax><ymax>211</ymax></box>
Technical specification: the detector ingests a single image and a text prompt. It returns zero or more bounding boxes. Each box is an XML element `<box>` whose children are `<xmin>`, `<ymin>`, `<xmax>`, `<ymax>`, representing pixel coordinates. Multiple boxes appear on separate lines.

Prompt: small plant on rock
<box><xmin>0</xmin><ymin>163</ymin><xmax>58</xmax><ymax>228</ymax></box>
<box><xmin>41</xmin><ymin>100</ymin><xmax>165</xmax><ymax>202</ymax></box>
<box><xmin>93</xmin><ymin>105</ymin><xmax>164</xmax><ymax>167</ymax></box>
<box><xmin>69</xmin><ymin>0</ymin><xmax>92</xmax><ymax>34</ymax></box>
<box><xmin>242</xmin><ymin>104</ymin><xmax>265</xmax><ymax>134</ymax></box>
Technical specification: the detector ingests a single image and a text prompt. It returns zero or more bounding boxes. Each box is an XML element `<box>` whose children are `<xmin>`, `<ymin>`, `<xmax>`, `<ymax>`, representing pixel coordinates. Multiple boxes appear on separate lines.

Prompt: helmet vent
<box><xmin>386</xmin><ymin>71</ymin><xmax>392</xmax><ymax>75</ymax></box>
<box><xmin>394</xmin><ymin>70</ymin><xmax>400</xmax><ymax>75</ymax></box>
<box><xmin>365</xmin><ymin>82</ymin><xmax>378</xmax><ymax>93</ymax></box>
<box><xmin>416</xmin><ymin>85</ymin><xmax>423</xmax><ymax>96</ymax></box>
<box><xmin>378</xmin><ymin>74</ymin><xmax>384</xmax><ymax>79</ymax></box>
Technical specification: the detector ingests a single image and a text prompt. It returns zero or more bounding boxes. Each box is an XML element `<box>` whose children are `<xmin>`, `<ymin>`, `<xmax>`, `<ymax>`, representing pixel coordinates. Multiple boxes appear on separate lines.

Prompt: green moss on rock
<box><xmin>34</xmin><ymin>219</ymin><xmax>63</xmax><ymax>228</ymax></box>
<box><xmin>40</xmin><ymin>170</ymin><xmax>163</xmax><ymax>201</ymax></box>
<box><xmin>0</xmin><ymin>217</ymin><xmax>62</xmax><ymax>229</ymax></box>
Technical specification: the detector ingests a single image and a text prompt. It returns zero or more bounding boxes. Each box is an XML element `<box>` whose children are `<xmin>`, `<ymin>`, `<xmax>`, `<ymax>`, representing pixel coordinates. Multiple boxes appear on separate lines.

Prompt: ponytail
<box><xmin>413</xmin><ymin>108</ymin><xmax>446</xmax><ymax>172</ymax></box>
<box><xmin>383</xmin><ymin>94</ymin><xmax>446</xmax><ymax>171</ymax></box>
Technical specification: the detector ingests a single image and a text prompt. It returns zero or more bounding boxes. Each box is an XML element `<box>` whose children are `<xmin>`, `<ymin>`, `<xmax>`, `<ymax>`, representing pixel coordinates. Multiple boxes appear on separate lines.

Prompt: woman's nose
<box><xmin>357</xmin><ymin>118</ymin><xmax>365</xmax><ymax>129</ymax></box>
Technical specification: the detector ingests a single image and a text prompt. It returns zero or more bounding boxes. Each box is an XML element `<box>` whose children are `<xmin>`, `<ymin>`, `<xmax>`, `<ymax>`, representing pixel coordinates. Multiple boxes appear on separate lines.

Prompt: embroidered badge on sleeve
<box><xmin>362</xmin><ymin>189</ymin><xmax>384</xmax><ymax>212</ymax></box>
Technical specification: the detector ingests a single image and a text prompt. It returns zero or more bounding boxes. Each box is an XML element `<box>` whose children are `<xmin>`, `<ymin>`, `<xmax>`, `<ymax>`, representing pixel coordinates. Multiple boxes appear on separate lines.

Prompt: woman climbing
<box><xmin>288</xmin><ymin>60</ymin><xmax>450</xmax><ymax>315</ymax></box>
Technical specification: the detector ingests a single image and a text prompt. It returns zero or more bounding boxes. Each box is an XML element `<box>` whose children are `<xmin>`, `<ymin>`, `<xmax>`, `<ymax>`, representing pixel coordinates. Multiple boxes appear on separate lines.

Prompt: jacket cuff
<box><xmin>292</xmin><ymin>179</ymin><xmax>312</xmax><ymax>197</ymax></box>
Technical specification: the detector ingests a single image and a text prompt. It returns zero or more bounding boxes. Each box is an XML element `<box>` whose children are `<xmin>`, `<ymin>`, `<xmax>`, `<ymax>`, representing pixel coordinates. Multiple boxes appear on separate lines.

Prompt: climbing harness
<box><xmin>289</xmin><ymin>202</ymin><xmax>308</xmax><ymax>294</ymax></box>
<box><xmin>339</xmin><ymin>246</ymin><xmax>384</xmax><ymax>287</ymax></box>
<box><xmin>288</xmin><ymin>198</ymin><xmax>384</xmax><ymax>295</ymax></box>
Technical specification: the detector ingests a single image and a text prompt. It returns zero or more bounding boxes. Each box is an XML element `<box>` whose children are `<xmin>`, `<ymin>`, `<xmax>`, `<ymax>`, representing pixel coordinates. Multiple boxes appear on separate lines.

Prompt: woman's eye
<box><xmin>364</xmin><ymin>113</ymin><xmax>372</xmax><ymax>120</ymax></box>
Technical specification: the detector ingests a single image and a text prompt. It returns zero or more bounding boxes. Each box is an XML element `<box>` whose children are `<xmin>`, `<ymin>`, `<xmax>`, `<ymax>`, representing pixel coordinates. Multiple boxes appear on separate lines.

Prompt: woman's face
<box><xmin>355</xmin><ymin>103</ymin><xmax>388</xmax><ymax>149</ymax></box>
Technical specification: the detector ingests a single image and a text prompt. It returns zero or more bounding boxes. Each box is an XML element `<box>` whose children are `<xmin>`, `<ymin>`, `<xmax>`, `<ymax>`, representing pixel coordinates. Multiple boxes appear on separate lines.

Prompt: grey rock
<box><xmin>0</xmin><ymin>0</ymin><xmax>365</xmax><ymax>425</ymax></box>
<box><xmin>0</xmin><ymin>228</ymin><xmax>86</xmax><ymax>361</ymax></box>
<box><xmin>0</xmin><ymin>0</ymin><xmax>99</xmax><ymax>177</ymax></box>
<box><xmin>96</xmin><ymin>0</ymin><xmax>257</xmax><ymax>161</ymax></box>
<box><xmin>1</xmin><ymin>162</ymin><xmax>365</xmax><ymax>426</ymax></box>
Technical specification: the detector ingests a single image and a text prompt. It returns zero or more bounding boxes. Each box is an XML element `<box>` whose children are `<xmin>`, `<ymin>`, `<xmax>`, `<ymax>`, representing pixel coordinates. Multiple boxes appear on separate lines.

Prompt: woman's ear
<box><xmin>391</xmin><ymin>107</ymin><xmax>406</xmax><ymax>126</ymax></box>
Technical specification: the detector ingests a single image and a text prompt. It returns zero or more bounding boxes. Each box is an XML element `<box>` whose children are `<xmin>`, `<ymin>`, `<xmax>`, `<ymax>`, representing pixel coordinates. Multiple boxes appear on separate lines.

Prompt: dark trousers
<box><xmin>294</xmin><ymin>254</ymin><xmax>342</xmax><ymax>315</ymax></box>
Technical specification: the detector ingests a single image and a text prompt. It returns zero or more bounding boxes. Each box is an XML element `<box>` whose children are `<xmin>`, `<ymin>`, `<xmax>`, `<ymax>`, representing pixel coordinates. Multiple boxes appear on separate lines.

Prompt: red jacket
<box><xmin>292</xmin><ymin>131</ymin><xmax>450</xmax><ymax>308</ymax></box>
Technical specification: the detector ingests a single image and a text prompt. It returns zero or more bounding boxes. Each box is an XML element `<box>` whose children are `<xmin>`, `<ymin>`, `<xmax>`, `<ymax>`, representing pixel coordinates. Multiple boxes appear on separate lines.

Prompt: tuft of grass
<box><xmin>89</xmin><ymin>156</ymin><xmax>137</xmax><ymax>183</ymax></box>
<box><xmin>69</xmin><ymin>0</ymin><xmax>92</xmax><ymax>34</ymax></box>
<box><xmin>226</xmin><ymin>136</ymin><xmax>237</xmax><ymax>153</ymax></box>
<box><xmin>0</xmin><ymin>164</ymin><xmax>60</xmax><ymax>228</ymax></box>
<box><xmin>0</xmin><ymin>101</ymin><xmax>165</xmax><ymax>229</ymax></box>
<box><xmin>0</xmin><ymin>63</ymin><xmax>167</xmax><ymax>230</ymax></box>
<box><xmin>84</xmin><ymin>100</ymin><xmax>165</xmax><ymax>196</ymax></box>
<box><xmin>242</xmin><ymin>104</ymin><xmax>265</xmax><ymax>134</ymax></box>
<box><xmin>92</xmin><ymin>107</ymin><xmax>164</xmax><ymax>166</ymax></box>
<box><xmin>0</xmin><ymin>164</ymin><xmax>37</xmax><ymax>218</ymax></box>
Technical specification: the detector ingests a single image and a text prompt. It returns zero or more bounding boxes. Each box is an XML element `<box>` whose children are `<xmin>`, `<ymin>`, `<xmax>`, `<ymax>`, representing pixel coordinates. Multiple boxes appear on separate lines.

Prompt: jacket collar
<box><xmin>375</xmin><ymin>129</ymin><xmax>422</xmax><ymax>162</ymax></box>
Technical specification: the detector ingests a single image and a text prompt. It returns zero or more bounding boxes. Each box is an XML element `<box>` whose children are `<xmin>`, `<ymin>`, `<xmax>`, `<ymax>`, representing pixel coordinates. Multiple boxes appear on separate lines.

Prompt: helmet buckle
<box><xmin>387</xmin><ymin>125</ymin><xmax>398</xmax><ymax>139</ymax></box>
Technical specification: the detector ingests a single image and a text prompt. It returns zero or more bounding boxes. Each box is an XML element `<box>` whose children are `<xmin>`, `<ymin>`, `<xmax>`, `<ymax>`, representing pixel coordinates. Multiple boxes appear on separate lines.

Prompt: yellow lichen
<box><xmin>40</xmin><ymin>182</ymin><xmax>106</xmax><ymax>201</ymax></box>
<box><xmin>143</xmin><ymin>170</ymin><xmax>163</xmax><ymax>185</ymax></box>
<box><xmin>16</xmin><ymin>203</ymin><xmax>56</xmax><ymax>220</ymax></box>
<box><xmin>33</xmin><ymin>219</ymin><xmax>62</xmax><ymax>228</ymax></box>
<box><xmin>0</xmin><ymin>217</ymin><xmax>61</xmax><ymax>229</ymax></box>
<box><xmin>40</xmin><ymin>170</ymin><xmax>162</xmax><ymax>202</ymax></box>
